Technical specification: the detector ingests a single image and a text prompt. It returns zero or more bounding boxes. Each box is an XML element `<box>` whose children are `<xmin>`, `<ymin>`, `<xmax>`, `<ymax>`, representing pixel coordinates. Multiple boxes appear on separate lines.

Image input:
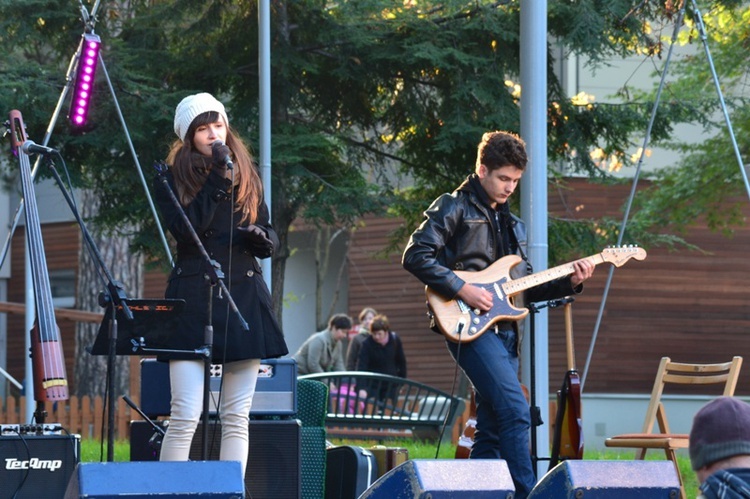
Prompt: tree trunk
<box><xmin>73</xmin><ymin>190</ymin><xmax>143</xmax><ymax>398</ymax></box>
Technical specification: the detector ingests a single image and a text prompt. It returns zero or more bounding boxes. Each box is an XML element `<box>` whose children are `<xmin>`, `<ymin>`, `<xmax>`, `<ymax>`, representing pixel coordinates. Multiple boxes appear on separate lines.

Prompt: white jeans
<box><xmin>159</xmin><ymin>358</ymin><xmax>260</xmax><ymax>474</ymax></box>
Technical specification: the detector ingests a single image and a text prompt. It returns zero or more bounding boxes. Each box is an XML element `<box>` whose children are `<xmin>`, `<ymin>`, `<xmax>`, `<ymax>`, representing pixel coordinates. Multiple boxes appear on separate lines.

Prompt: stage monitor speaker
<box><xmin>64</xmin><ymin>461</ymin><xmax>244</xmax><ymax>498</ymax></box>
<box><xmin>189</xmin><ymin>419</ymin><xmax>301</xmax><ymax>499</ymax></box>
<box><xmin>0</xmin><ymin>433</ymin><xmax>80</xmax><ymax>499</ymax></box>
<box><xmin>528</xmin><ymin>460</ymin><xmax>681</xmax><ymax>498</ymax></box>
<box><xmin>360</xmin><ymin>459</ymin><xmax>515</xmax><ymax>498</ymax></box>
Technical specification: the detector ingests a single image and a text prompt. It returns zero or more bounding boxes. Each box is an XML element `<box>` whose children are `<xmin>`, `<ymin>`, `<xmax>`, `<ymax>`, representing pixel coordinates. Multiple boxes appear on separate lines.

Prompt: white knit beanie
<box><xmin>173</xmin><ymin>92</ymin><xmax>229</xmax><ymax>142</ymax></box>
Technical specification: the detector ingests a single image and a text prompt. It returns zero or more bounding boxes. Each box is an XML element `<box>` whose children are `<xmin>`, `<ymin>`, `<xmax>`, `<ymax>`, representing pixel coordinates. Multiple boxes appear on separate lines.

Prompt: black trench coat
<box><xmin>153</xmin><ymin>168</ymin><xmax>288</xmax><ymax>362</ymax></box>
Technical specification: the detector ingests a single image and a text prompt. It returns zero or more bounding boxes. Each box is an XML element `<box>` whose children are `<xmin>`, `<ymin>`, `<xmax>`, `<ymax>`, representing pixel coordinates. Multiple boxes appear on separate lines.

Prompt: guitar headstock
<box><xmin>601</xmin><ymin>245</ymin><xmax>647</xmax><ymax>267</ymax></box>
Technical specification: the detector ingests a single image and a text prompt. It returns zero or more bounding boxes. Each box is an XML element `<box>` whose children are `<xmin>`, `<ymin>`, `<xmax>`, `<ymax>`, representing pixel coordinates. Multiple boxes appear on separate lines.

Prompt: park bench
<box><xmin>299</xmin><ymin>371</ymin><xmax>464</xmax><ymax>442</ymax></box>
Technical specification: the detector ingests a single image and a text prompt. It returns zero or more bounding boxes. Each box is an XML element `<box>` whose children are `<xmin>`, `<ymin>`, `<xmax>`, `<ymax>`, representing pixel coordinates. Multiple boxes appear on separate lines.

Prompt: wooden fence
<box><xmin>0</xmin><ymin>395</ymin><xmax>551</xmax><ymax>447</ymax></box>
<box><xmin>0</xmin><ymin>396</ymin><xmax>137</xmax><ymax>441</ymax></box>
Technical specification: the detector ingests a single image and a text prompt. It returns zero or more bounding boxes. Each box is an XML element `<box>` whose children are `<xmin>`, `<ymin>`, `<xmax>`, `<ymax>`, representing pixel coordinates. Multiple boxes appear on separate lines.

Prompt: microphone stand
<box><xmin>122</xmin><ymin>395</ymin><xmax>167</xmax><ymax>458</ymax></box>
<box><xmin>153</xmin><ymin>163</ymin><xmax>249</xmax><ymax>460</ymax></box>
<box><xmin>39</xmin><ymin>154</ymin><xmax>133</xmax><ymax>462</ymax></box>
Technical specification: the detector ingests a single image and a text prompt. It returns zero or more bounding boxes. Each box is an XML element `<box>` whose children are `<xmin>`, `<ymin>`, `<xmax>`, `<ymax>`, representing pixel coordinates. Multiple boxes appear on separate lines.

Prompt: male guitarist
<box><xmin>402</xmin><ymin>131</ymin><xmax>594</xmax><ymax>498</ymax></box>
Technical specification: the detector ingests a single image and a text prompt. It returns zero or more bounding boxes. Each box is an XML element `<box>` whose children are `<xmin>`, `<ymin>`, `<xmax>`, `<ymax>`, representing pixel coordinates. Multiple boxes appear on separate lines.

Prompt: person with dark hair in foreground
<box><xmin>690</xmin><ymin>397</ymin><xmax>750</xmax><ymax>498</ymax></box>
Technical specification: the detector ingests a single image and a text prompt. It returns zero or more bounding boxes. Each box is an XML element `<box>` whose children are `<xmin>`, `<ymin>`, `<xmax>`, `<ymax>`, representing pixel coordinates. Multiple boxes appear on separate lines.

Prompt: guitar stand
<box><xmin>526</xmin><ymin>302</ymin><xmax>544</xmax><ymax>476</ymax></box>
<box><xmin>527</xmin><ymin>297</ymin><xmax>575</xmax><ymax>476</ymax></box>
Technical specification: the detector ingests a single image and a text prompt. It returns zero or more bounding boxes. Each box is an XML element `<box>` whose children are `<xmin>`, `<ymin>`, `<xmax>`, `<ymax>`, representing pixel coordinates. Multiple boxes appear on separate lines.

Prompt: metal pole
<box><xmin>690</xmin><ymin>0</ymin><xmax>750</xmax><ymax>201</ymax></box>
<box><xmin>259</xmin><ymin>0</ymin><xmax>272</xmax><ymax>291</ymax></box>
<box><xmin>520</xmin><ymin>0</ymin><xmax>549</xmax><ymax>479</ymax></box>
<box><xmin>580</xmin><ymin>6</ymin><xmax>685</xmax><ymax>391</ymax></box>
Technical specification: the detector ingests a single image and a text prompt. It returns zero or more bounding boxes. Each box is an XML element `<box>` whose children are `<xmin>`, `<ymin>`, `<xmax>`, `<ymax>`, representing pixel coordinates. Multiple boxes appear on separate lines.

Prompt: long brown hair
<box><xmin>166</xmin><ymin>111</ymin><xmax>262</xmax><ymax>224</ymax></box>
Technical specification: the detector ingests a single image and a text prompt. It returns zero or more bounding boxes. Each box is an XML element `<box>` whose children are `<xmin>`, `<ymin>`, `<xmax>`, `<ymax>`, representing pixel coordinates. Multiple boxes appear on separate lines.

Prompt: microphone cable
<box><xmin>213</xmin><ymin>163</ymin><xmax>237</xmax><ymax>449</ymax></box>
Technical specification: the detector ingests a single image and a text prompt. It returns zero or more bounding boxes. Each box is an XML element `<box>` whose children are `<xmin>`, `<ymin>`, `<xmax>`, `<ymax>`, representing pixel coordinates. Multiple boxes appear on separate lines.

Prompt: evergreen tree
<box><xmin>1</xmin><ymin>0</ymin><xmax>745</xmax><ymax>396</ymax></box>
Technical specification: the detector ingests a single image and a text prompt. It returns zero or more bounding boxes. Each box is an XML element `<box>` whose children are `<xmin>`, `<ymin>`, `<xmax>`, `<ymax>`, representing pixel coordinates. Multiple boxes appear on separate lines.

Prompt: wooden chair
<box><xmin>604</xmin><ymin>356</ymin><xmax>743</xmax><ymax>499</ymax></box>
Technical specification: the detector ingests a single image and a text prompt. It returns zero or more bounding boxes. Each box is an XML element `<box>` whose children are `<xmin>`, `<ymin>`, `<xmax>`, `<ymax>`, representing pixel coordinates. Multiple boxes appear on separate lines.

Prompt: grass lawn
<box><xmin>82</xmin><ymin>438</ymin><xmax>698</xmax><ymax>497</ymax></box>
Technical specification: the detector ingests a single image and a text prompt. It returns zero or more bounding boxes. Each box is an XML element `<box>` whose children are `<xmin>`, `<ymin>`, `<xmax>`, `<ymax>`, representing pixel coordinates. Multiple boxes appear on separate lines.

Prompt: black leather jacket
<box><xmin>402</xmin><ymin>174</ymin><xmax>579</xmax><ymax>316</ymax></box>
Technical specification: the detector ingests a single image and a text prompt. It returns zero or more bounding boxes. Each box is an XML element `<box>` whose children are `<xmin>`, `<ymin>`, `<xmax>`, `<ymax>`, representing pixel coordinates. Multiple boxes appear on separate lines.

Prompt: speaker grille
<box><xmin>188</xmin><ymin>419</ymin><xmax>301</xmax><ymax>499</ymax></box>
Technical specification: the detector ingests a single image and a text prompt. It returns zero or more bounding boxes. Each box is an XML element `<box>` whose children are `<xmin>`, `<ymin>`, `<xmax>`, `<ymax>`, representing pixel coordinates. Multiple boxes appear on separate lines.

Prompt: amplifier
<box><xmin>140</xmin><ymin>358</ymin><xmax>297</xmax><ymax>417</ymax></box>
<box><xmin>0</xmin><ymin>433</ymin><xmax>80</xmax><ymax>499</ymax></box>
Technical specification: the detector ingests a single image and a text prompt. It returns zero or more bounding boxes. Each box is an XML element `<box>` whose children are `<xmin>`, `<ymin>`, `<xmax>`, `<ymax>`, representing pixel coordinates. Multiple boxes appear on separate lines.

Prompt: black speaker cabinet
<box><xmin>528</xmin><ymin>460</ymin><xmax>681</xmax><ymax>498</ymax></box>
<box><xmin>190</xmin><ymin>419</ymin><xmax>301</xmax><ymax>499</ymax></box>
<box><xmin>0</xmin><ymin>433</ymin><xmax>80</xmax><ymax>499</ymax></box>
<box><xmin>64</xmin><ymin>461</ymin><xmax>244</xmax><ymax>498</ymax></box>
<box><xmin>360</xmin><ymin>459</ymin><xmax>515</xmax><ymax>498</ymax></box>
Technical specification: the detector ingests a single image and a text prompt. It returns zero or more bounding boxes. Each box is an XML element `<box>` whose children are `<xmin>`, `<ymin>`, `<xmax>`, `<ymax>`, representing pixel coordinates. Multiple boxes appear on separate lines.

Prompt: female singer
<box><xmin>153</xmin><ymin>92</ymin><xmax>288</xmax><ymax>474</ymax></box>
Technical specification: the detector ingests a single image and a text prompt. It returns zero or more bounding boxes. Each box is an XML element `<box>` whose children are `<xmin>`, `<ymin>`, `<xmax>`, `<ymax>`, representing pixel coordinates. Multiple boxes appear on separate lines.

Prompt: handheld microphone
<box><xmin>21</xmin><ymin>140</ymin><xmax>58</xmax><ymax>155</ymax></box>
<box><xmin>212</xmin><ymin>140</ymin><xmax>234</xmax><ymax>170</ymax></box>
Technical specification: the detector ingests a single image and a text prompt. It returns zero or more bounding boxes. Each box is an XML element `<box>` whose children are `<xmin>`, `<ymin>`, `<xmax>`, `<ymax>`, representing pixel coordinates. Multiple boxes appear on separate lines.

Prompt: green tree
<box><xmin>1</xmin><ymin>0</ymin><xmax>745</xmax><ymax>396</ymax></box>
<box><xmin>628</xmin><ymin>3</ymin><xmax>750</xmax><ymax>237</ymax></box>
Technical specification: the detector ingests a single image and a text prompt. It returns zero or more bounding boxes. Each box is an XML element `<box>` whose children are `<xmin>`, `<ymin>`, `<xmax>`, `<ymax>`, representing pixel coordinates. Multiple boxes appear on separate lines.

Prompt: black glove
<box><xmin>239</xmin><ymin>224</ymin><xmax>274</xmax><ymax>256</ymax></box>
<box><xmin>211</xmin><ymin>141</ymin><xmax>232</xmax><ymax>170</ymax></box>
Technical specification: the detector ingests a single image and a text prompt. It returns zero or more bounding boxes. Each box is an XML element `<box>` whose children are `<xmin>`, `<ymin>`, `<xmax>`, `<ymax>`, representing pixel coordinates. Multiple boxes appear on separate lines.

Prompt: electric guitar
<box><xmin>425</xmin><ymin>246</ymin><xmax>646</xmax><ymax>343</ymax></box>
<box><xmin>549</xmin><ymin>299</ymin><xmax>583</xmax><ymax>469</ymax></box>
<box><xmin>455</xmin><ymin>384</ymin><xmax>530</xmax><ymax>459</ymax></box>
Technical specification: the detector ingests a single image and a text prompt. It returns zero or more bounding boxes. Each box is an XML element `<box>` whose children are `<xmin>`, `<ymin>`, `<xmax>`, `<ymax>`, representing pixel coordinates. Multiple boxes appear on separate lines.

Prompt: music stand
<box><xmin>88</xmin><ymin>299</ymin><xmax>185</xmax><ymax>356</ymax></box>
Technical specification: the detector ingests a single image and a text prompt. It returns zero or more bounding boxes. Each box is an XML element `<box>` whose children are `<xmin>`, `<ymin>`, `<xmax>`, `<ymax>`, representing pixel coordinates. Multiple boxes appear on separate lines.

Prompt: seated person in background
<box><xmin>346</xmin><ymin>307</ymin><xmax>377</xmax><ymax>370</ymax></box>
<box><xmin>292</xmin><ymin>314</ymin><xmax>351</xmax><ymax>375</ymax></box>
<box><xmin>357</xmin><ymin>314</ymin><xmax>407</xmax><ymax>405</ymax></box>
<box><xmin>689</xmin><ymin>396</ymin><xmax>750</xmax><ymax>498</ymax></box>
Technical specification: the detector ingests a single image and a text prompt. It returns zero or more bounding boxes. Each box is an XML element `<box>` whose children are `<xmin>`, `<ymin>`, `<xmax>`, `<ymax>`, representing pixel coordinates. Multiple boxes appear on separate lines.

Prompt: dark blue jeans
<box><xmin>447</xmin><ymin>328</ymin><xmax>536</xmax><ymax>499</ymax></box>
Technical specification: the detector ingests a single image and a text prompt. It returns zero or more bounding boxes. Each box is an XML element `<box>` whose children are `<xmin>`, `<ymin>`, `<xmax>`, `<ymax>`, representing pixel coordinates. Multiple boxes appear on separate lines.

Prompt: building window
<box><xmin>49</xmin><ymin>269</ymin><xmax>75</xmax><ymax>308</ymax></box>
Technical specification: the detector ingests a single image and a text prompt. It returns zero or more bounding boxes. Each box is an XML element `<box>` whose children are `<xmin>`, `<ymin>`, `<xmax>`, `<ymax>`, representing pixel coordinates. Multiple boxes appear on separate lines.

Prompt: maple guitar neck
<box><xmin>565</xmin><ymin>301</ymin><xmax>576</xmax><ymax>371</ymax></box>
<box><xmin>502</xmin><ymin>253</ymin><xmax>606</xmax><ymax>298</ymax></box>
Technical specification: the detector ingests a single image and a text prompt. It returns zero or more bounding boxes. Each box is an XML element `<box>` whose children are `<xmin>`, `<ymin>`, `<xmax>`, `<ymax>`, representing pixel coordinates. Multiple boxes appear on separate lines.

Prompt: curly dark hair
<box><xmin>475</xmin><ymin>131</ymin><xmax>528</xmax><ymax>172</ymax></box>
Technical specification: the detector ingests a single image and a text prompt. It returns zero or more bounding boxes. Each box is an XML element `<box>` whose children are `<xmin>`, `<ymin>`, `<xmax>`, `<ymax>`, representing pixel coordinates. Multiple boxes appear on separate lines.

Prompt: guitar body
<box><xmin>549</xmin><ymin>301</ymin><xmax>583</xmax><ymax>470</ymax></box>
<box><xmin>455</xmin><ymin>391</ymin><xmax>476</xmax><ymax>459</ymax></box>
<box><xmin>31</xmin><ymin>323</ymin><xmax>69</xmax><ymax>401</ymax></box>
<box><xmin>454</xmin><ymin>416</ymin><xmax>476</xmax><ymax>459</ymax></box>
<box><xmin>556</xmin><ymin>370</ymin><xmax>583</xmax><ymax>460</ymax></box>
<box><xmin>455</xmin><ymin>385</ymin><xmax>530</xmax><ymax>460</ymax></box>
<box><xmin>426</xmin><ymin>254</ymin><xmax>528</xmax><ymax>343</ymax></box>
